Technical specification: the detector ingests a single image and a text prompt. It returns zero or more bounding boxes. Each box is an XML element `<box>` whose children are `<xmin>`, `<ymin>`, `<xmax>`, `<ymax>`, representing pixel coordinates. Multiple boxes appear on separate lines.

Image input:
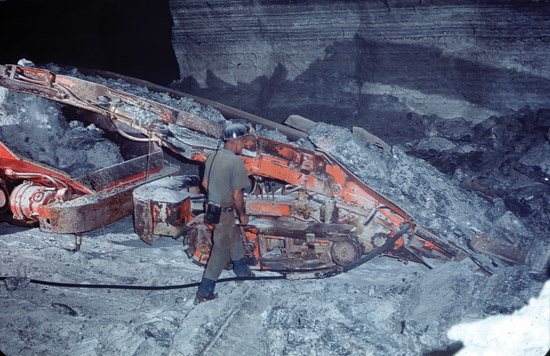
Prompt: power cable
<box><xmin>0</xmin><ymin>275</ymin><xmax>286</xmax><ymax>291</ymax></box>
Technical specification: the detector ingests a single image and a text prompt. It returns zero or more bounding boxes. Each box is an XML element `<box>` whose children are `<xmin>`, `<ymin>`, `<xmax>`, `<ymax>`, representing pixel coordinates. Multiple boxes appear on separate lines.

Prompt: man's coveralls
<box><xmin>198</xmin><ymin>148</ymin><xmax>251</xmax><ymax>297</ymax></box>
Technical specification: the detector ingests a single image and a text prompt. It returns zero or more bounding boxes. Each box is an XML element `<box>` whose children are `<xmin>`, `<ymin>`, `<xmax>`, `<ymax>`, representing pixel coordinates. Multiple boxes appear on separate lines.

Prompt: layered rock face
<box><xmin>170</xmin><ymin>0</ymin><xmax>550</xmax><ymax>142</ymax></box>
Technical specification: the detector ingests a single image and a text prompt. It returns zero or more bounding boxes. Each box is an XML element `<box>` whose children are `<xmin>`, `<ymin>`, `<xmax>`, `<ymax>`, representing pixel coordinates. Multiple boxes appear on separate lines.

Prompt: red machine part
<box><xmin>9</xmin><ymin>182</ymin><xmax>58</xmax><ymax>220</ymax></box>
<box><xmin>0</xmin><ymin>178</ymin><xmax>8</xmax><ymax>212</ymax></box>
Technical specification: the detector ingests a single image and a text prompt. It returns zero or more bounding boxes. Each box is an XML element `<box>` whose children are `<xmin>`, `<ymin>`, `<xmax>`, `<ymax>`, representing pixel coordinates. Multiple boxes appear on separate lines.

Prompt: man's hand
<box><xmin>239</xmin><ymin>214</ymin><xmax>249</xmax><ymax>225</ymax></box>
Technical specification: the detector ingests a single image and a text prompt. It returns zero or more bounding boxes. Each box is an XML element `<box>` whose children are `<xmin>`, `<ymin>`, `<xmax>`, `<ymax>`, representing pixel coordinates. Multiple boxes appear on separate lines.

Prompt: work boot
<box><xmin>194</xmin><ymin>292</ymin><xmax>217</xmax><ymax>305</ymax></box>
<box><xmin>195</xmin><ymin>277</ymin><xmax>217</xmax><ymax>304</ymax></box>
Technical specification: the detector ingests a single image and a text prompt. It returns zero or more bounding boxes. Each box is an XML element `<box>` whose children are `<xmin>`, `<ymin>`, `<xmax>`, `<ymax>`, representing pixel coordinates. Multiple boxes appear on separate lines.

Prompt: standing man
<box><xmin>195</xmin><ymin>123</ymin><xmax>253</xmax><ymax>304</ymax></box>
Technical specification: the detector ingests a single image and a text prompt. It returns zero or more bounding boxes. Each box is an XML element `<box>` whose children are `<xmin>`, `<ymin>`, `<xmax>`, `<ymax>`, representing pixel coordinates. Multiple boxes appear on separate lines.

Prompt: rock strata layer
<box><xmin>170</xmin><ymin>1</ymin><xmax>550</xmax><ymax>142</ymax></box>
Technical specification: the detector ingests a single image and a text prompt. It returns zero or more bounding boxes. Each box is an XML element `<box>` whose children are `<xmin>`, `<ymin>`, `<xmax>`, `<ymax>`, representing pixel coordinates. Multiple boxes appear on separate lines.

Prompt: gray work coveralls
<box><xmin>202</xmin><ymin>148</ymin><xmax>251</xmax><ymax>286</ymax></box>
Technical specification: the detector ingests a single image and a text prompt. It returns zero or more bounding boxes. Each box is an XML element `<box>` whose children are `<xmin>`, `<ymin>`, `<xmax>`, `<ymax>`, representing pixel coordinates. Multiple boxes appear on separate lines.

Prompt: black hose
<box><xmin>1</xmin><ymin>225</ymin><xmax>411</xmax><ymax>287</ymax></box>
<box><xmin>0</xmin><ymin>275</ymin><xmax>286</xmax><ymax>291</ymax></box>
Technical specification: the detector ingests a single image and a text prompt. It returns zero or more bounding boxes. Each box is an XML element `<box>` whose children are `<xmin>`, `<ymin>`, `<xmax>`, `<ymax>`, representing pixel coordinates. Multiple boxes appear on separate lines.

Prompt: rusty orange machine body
<box><xmin>0</xmin><ymin>64</ymin><xmax>471</xmax><ymax>274</ymax></box>
<box><xmin>0</xmin><ymin>140</ymin><xmax>175</xmax><ymax>234</ymax></box>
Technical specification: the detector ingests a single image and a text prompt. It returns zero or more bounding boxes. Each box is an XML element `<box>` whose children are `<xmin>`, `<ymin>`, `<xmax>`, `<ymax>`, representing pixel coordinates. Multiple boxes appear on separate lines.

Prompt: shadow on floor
<box><xmin>423</xmin><ymin>342</ymin><xmax>463</xmax><ymax>356</ymax></box>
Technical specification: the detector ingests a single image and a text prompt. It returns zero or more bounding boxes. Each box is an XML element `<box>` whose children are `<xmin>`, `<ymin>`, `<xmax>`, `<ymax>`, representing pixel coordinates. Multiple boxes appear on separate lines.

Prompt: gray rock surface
<box><xmin>0</xmin><ymin>218</ymin><xmax>545</xmax><ymax>356</ymax></box>
<box><xmin>518</xmin><ymin>142</ymin><xmax>550</xmax><ymax>178</ymax></box>
<box><xmin>170</xmin><ymin>1</ymin><xmax>550</xmax><ymax>145</ymax></box>
<box><xmin>401</xmin><ymin>108</ymin><xmax>550</xmax><ymax>273</ymax></box>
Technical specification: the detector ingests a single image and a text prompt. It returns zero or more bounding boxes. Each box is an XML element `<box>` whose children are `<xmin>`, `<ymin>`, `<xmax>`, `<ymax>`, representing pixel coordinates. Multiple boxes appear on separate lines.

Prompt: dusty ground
<box><xmin>0</xmin><ymin>216</ymin><xmax>545</xmax><ymax>356</ymax></box>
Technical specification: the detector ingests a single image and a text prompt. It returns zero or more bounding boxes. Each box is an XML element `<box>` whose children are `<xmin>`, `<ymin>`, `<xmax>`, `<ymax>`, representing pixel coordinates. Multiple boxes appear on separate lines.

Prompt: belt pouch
<box><xmin>205</xmin><ymin>201</ymin><xmax>222</xmax><ymax>224</ymax></box>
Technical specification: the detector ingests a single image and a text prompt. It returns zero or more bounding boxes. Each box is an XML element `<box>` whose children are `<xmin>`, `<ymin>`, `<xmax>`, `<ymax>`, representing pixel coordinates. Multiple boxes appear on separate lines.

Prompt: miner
<box><xmin>195</xmin><ymin>123</ymin><xmax>254</xmax><ymax>304</ymax></box>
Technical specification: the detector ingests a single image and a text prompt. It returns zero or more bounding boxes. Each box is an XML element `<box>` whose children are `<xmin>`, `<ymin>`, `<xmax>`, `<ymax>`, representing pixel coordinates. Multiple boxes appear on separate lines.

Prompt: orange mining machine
<box><xmin>0</xmin><ymin>64</ymin><xmax>479</xmax><ymax>275</ymax></box>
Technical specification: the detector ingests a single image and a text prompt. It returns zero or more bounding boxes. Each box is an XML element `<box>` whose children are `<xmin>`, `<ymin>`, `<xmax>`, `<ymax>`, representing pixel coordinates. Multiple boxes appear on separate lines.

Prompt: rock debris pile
<box><xmin>403</xmin><ymin>109</ymin><xmax>550</xmax><ymax>271</ymax></box>
<box><xmin>0</xmin><ymin>86</ymin><xmax>123</xmax><ymax>177</ymax></box>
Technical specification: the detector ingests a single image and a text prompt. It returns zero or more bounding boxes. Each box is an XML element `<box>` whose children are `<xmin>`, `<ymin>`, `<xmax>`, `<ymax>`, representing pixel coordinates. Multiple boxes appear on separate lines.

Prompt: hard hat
<box><xmin>223</xmin><ymin>123</ymin><xmax>249</xmax><ymax>140</ymax></box>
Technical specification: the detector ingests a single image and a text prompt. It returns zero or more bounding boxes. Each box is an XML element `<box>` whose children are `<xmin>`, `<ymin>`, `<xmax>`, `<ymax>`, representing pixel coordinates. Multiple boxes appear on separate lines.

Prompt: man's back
<box><xmin>204</xmin><ymin>149</ymin><xmax>249</xmax><ymax>207</ymax></box>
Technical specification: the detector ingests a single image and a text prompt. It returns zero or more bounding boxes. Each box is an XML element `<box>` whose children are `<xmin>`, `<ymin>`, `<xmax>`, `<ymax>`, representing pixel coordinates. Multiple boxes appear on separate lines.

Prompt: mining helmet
<box><xmin>223</xmin><ymin>123</ymin><xmax>249</xmax><ymax>140</ymax></box>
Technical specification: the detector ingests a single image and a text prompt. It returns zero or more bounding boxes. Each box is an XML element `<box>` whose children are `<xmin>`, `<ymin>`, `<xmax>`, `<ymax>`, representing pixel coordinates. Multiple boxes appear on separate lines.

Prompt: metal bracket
<box><xmin>470</xmin><ymin>233</ymin><xmax>527</xmax><ymax>264</ymax></box>
<box><xmin>73</xmin><ymin>234</ymin><xmax>82</xmax><ymax>252</ymax></box>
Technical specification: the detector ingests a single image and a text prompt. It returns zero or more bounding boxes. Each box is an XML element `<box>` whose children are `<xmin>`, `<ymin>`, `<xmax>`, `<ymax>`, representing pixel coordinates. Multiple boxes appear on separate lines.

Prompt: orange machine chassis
<box><xmin>0</xmin><ymin>64</ymin><xmax>471</xmax><ymax>274</ymax></box>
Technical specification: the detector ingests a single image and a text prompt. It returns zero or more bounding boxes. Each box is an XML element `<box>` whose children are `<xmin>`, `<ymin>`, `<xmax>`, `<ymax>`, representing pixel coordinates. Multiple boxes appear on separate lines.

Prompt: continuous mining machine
<box><xmin>0</xmin><ymin>64</ymin><xmax>492</xmax><ymax>276</ymax></box>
